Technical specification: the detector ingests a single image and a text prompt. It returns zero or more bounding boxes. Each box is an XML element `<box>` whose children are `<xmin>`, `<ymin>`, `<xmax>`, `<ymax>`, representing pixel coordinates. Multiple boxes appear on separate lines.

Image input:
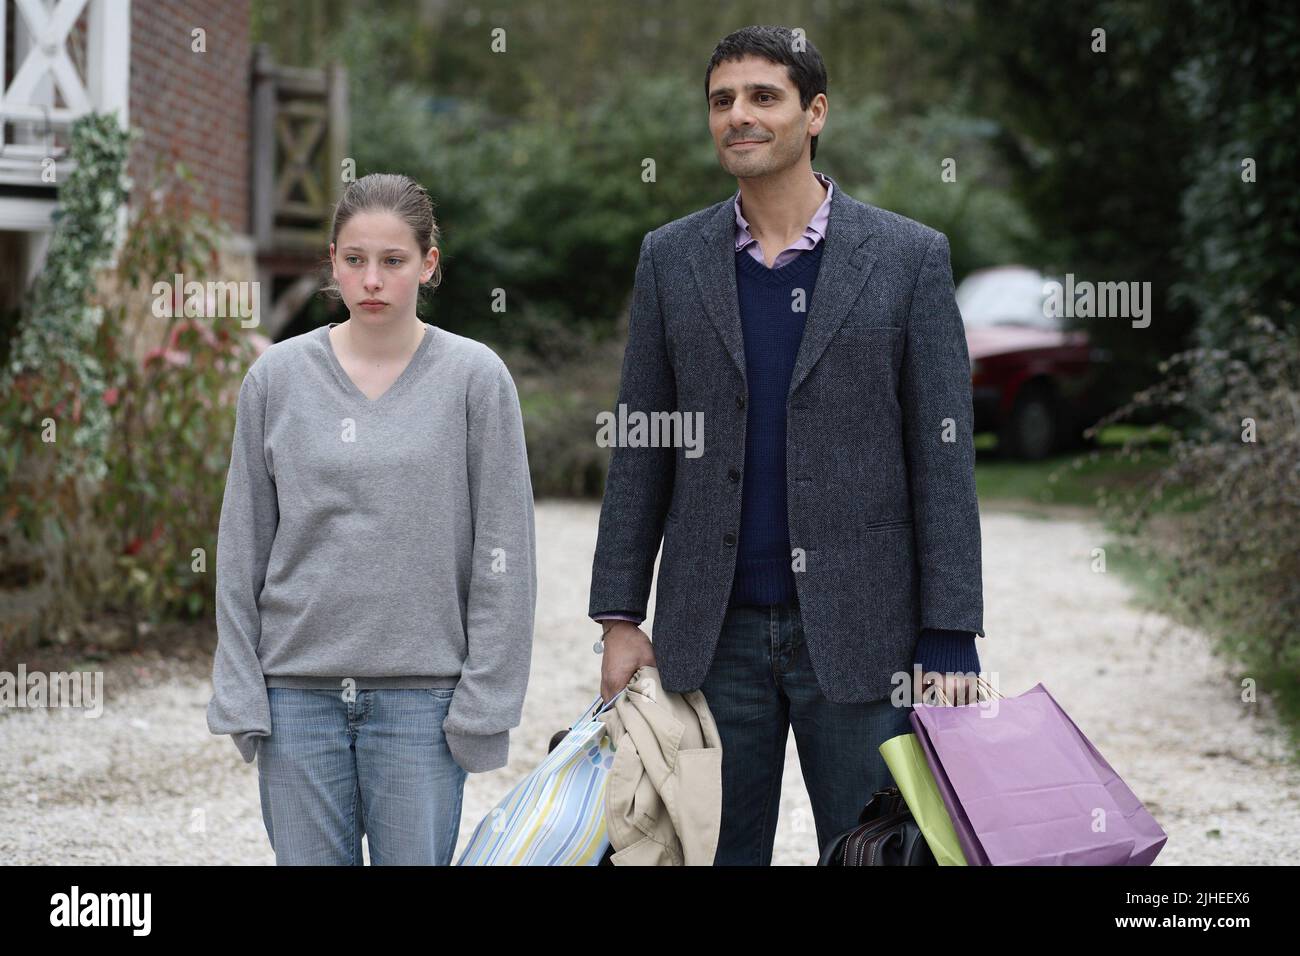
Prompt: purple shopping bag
<box><xmin>1023</xmin><ymin>684</ymin><xmax>1168</xmax><ymax>865</ymax></box>
<box><xmin>909</xmin><ymin>708</ymin><xmax>990</xmax><ymax>866</ymax></box>
<box><xmin>912</xmin><ymin>682</ymin><xmax>1167</xmax><ymax>866</ymax></box>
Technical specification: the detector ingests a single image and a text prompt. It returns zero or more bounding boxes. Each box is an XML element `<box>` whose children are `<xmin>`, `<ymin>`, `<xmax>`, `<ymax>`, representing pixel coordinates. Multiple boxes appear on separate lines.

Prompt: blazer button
<box><xmin>722</xmin><ymin>531</ymin><xmax>737</xmax><ymax>547</ymax></box>
<box><xmin>728</xmin><ymin>467</ymin><xmax>741</xmax><ymax>482</ymax></box>
<box><xmin>735</xmin><ymin>395</ymin><xmax>745</xmax><ymax>409</ymax></box>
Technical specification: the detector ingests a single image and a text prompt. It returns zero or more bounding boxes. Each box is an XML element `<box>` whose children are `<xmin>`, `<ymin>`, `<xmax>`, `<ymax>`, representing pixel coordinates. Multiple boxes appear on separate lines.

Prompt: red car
<box><xmin>958</xmin><ymin>266</ymin><xmax>1109</xmax><ymax>460</ymax></box>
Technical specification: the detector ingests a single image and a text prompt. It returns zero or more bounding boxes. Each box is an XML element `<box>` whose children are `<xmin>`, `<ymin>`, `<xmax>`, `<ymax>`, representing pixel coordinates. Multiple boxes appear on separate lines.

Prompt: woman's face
<box><xmin>330</xmin><ymin>210</ymin><xmax>439</xmax><ymax>325</ymax></box>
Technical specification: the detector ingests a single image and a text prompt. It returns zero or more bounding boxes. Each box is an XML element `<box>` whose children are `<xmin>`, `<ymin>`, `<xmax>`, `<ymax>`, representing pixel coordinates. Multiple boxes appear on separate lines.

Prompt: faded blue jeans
<box><xmin>256</xmin><ymin>687</ymin><xmax>468</xmax><ymax>865</ymax></box>
<box><xmin>698</xmin><ymin>599</ymin><xmax>915</xmax><ymax>865</ymax></box>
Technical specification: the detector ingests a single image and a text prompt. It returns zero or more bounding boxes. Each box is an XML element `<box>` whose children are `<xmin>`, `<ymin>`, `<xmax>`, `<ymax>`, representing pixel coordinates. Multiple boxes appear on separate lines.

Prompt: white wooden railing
<box><xmin>0</xmin><ymin>0</ymin><xmax>131</xmax><ymax>190</ymax></box>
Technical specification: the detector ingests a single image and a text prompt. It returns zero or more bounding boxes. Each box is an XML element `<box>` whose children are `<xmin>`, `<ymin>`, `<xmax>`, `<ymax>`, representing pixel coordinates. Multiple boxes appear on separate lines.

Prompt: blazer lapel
<box><xmin>788</xmin><ymin>179</ymin><xmax>880</xmax><ymax>397</ymax></box>
<box><xmin>686</xmin><ymin>175</ymin><xmax>882</xmax><ymax>398</ymax></box>
<box><xmin>688</xmin><ymin>200</ymin><xmax>748</xmax><ymax>384</ymax></box>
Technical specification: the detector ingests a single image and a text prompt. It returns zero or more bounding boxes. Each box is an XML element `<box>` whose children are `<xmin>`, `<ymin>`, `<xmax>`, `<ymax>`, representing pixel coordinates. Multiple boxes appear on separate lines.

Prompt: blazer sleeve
<box><xmin>207</xmin><ymin>371</ymin><xmax>278</xmax><ymax>763</ymax></box>
<box><xmin>898</xmin><ymin>231</ymin><xmax>986</xmax><ymax>637</ymax></box>
<box><xmin>587</xmin><ymin>230</ymin><xmax>677</xmax><ymax>621</ymax></box>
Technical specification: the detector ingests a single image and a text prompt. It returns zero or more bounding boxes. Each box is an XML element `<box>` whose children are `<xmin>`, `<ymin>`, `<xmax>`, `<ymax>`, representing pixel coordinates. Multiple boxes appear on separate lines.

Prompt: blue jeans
<box><xmin>256</xmin><ymin>687</ymin><xmax>468</xmax><ymax>865</ymax></box>
<box><xmin>698</xmin><ymin>600</ymin><xmax>915</xmax><ymax>865</ymax></box>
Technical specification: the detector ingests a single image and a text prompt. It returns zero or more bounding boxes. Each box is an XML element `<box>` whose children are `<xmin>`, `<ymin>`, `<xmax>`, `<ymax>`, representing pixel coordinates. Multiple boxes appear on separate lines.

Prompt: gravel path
<box><xmin>2</xmin><ymin>500</ymin><xmax>1296</xmax><ymax>865</ymax></box>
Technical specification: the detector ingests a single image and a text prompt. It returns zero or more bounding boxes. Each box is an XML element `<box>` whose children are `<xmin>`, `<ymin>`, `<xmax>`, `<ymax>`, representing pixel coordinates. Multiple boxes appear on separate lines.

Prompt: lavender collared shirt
<box><xmin>734</xmin><ymin>169</ymin><xmax>834</xmax><ymax>269</ymax></box>
<box><xmin>592</xmin><ymin>172</ymin><xmax>834</xmax><ymax>628</ymax></box>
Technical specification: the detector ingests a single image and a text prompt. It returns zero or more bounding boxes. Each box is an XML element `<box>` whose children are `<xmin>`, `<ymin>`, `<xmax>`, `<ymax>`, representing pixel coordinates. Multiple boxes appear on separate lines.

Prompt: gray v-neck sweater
<box><xmin>205</xmin><ymin>321</ymin><xmax>537</xmax><ymax>773</ymax></box>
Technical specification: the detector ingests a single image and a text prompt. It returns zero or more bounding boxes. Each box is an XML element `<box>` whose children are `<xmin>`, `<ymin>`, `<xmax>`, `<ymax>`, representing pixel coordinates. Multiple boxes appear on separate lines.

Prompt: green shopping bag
<box><xmin>879</xmin><ymin>732</ymin><xmax>969</xmax><ymax>866</ymax></box>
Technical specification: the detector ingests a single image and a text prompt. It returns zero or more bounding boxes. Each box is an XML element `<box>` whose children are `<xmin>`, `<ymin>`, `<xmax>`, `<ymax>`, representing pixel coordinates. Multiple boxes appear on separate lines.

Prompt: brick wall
<box><xmin>128</xmin><ymin>0</ymin><xmax>252</xmax><ymax>235</ymax></box>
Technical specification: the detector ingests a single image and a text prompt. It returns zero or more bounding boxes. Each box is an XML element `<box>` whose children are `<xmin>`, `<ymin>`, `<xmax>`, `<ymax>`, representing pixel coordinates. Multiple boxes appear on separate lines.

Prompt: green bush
<box><xmin>814</xmin><ymin>95</ymin><xmax>1036</xmax><ymax>280</ymax></box>
<box><xmin>1095</xmin><ymin>314</ymin><xmax>1300</xmax><ymax>729</ymax></box>
<box><xmin>506</xmin><ymin>328</ymin><xmax>625</xmax><ymax>499</ymax></box>
<box><xmin>0</xmin><ymin>138</ymin><xmax>261</xmax><ymax>652</ymax></box>
<box><xmin>1173</xmin><ymin>0</ymin><xmax>1300</xmax><ymax>353</ymax></box>
<box><xmin>0</xmin><ymin>113</ymin><xmax>131</xmax><ymax>651</ymax></box>
<box><xmin>1</xmin><ymin>113</ymin><xmax>131</xmax><ymax>532</ymax></box>
<box><xmin>91</xmin><ymin>161</ymin><xmax>260</xmax><ymax>622</ymax></box>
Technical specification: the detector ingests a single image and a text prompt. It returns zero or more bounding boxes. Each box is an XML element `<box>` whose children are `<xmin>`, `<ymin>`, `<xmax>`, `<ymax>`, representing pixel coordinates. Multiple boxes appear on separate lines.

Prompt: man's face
<box><xmin>707</xmin><ymin>54</ymin><xmax>825</xmax><ymax>179</ymax></box>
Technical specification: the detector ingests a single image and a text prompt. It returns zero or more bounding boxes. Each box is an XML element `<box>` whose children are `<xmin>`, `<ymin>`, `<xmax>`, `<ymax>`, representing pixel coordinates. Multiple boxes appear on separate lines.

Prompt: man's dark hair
<box><xmin>704</xmin><ymin>25</ymin><xmax>828</xmax><ymax>161</ymax></box>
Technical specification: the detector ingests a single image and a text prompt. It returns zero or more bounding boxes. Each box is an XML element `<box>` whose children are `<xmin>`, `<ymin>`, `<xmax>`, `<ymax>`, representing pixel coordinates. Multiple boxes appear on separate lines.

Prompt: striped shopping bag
<box><xmin>457</xmin><ymin>692</ymin><xmax>623</xmax><ymax>866</ymax></box>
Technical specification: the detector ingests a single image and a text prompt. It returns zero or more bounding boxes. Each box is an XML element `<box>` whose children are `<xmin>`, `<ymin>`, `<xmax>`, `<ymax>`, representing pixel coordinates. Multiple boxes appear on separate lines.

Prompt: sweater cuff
<box><xmin>445</xmin><ymin>728</ymin><xmax>511</xmax><ymax>773</ymax></box>
<box><xmin>912</xmin><ymin>628</ymin><xmax>981</xmax><ymax>677</ymax></box>
<box><xmin>231</xmin><ymin>731</ymin><xmax>266</xmax><ymax>764</ymax></box>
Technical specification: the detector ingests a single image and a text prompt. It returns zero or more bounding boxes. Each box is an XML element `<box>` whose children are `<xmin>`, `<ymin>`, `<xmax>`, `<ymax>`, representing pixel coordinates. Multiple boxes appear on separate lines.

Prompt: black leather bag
<box><xmin>817</xmin><ymin>787</ymin><xmax>937</xmax><ymax>866</ymax></box>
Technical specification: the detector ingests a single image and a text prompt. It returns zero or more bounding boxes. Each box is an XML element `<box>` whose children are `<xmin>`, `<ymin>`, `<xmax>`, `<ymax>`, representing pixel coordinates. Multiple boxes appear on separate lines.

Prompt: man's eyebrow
<box><xmin>709</xmin><ymin>83</ymin><xmax>785</xmax><ymax>100</ymax></box>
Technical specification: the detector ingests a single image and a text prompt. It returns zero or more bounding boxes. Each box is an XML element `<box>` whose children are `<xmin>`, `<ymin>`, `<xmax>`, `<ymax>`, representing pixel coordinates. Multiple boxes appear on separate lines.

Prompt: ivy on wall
<box><xmin>1</xmin><ymin>111</ymin><xmax>133</xmax><ymax>541</ymax></box>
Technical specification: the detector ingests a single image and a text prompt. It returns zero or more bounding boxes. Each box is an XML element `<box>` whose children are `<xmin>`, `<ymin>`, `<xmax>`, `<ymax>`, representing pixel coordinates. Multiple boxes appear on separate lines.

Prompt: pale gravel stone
<box><xmin>1</xmin><ymin>501</ymin><xmax>1295</xmax><ymax>865</ymax></box>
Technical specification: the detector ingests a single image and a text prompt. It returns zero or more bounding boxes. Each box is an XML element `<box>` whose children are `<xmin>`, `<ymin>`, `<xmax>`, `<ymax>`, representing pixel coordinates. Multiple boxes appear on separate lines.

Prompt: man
<box><xmin>589</xmin><ymin>25</ymin><xmax>986</xmax><ymax>865</ymax></box>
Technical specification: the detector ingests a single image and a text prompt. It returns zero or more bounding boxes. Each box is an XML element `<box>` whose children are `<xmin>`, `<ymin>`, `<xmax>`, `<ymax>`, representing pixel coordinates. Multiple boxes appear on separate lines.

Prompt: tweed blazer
<box><xmin>589</xmin><ymin>174</ymin><xmax>984</xmax><ymax>703</ymax></box>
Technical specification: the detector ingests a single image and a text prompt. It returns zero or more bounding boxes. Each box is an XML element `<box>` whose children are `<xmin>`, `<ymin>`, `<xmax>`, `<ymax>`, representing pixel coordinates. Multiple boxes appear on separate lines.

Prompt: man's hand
<box><xmin>913</xmin><ymin>668</ymin><xmax>979</xmax><ymax>707</ymax></box>
<box><xmin>599</xmin><ymin>621</ymin><xmax>657</xmax><ymax>704</ymax></box>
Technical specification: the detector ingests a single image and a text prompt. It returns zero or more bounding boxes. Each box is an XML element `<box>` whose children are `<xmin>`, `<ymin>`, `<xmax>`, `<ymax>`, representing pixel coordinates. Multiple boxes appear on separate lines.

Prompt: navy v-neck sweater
<box><xmin>728</xmin><ymin>241</ymin><xmax>825</xmax><ymax>608</ymax></box>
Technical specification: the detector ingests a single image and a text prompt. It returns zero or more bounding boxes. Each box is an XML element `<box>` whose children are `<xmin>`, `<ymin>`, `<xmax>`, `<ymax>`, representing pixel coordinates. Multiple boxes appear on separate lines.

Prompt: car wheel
<box><xmin>1001</xmin><ymin>385</ymin><xmax>1058</xmax><ymax>460</ymax></box>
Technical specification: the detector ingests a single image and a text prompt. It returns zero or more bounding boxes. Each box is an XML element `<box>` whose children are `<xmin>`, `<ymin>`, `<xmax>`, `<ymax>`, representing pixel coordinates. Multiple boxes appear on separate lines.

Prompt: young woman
<box><xmin>206</xmin><ymin>173</ymin><xmax>537</xmax><ymax>865</ymax></box>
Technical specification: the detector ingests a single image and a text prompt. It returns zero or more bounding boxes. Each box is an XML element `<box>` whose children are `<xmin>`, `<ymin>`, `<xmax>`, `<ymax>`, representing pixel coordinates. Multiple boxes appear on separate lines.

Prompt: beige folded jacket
<box><xmin>598</xmin><ymin>665</ymin><xmax>723</xmax><ymax>865</ymax></box>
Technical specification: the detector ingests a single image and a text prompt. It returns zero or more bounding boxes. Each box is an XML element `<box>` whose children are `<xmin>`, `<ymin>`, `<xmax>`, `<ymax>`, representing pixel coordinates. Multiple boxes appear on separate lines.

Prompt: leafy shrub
<box><xmin>0</xmin><ymin>113</ymin><xmax>131</xmax><ymax>651</ymax></box>
<box><xmin>0</xmin><ymin>135</ymin><xmax>264</xmax><ymax>653</ymax></box>
<box><xmin>91</xmin><ymin>161</ymin><xmax>265</xmax><ymax>622</ymax></box>
<box><xmin>1094</xmin><ymin>314</ymin><xmax>1300</xmax><ymax>721</ymax></box>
